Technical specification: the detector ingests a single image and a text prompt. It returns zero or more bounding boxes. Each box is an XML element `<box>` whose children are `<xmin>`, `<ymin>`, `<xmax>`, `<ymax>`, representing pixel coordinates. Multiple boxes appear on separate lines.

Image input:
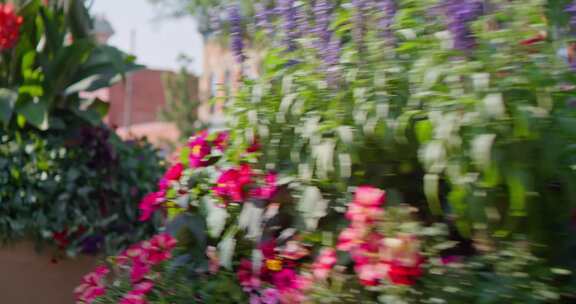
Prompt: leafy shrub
<box><xmin>0</xmin><ymin>121</ymin><xmax>163</xmax><ymax>256</ymax></box>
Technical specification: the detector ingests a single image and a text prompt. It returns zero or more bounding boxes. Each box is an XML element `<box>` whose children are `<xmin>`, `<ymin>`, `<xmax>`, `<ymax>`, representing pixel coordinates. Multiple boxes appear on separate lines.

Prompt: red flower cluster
<box><xmin>337</xmin><ymin>186</ymin><xmax>423</xmax><ymax>286</ymax></box>
<box><xmin>0</xmin><ymin>4</ymin><xmax>22</xmax><ymax>50</ymax></box>
<box><xmin>237</xmin><ymin>240</ymin><xmax>308</xmax><ymax>303</ymax></box>
<box><xmin>117</xmin><ymin>233</ymin><xmax>177</xmax><ymax>283</ymax></box>
<box><xmin>74</xmin><ymin>266</ymin><xmax>109</xmax><ymax>304</ymax></box>
<box><xmin>213</xmin><ymin>164</ymin><xmax>253</xmax><ymax>203</ymax></box>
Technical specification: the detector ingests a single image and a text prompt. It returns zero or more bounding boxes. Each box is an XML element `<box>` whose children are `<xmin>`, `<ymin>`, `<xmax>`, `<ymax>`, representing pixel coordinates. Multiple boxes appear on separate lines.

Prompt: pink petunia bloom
<box><xmin>311</xmin><ymin>248</ymin><xmax>337</xmax><ymax>280</ymax></box>
<box><xmin>237</xmin><ymin>259</ymin><xmax>261</xmax><ymax>291</ymax></box>
<box><xmin>336</xmin><ymin>226</ymin><xmax>364</xmax><ymax>252</ymax></box>
<box><xmin>119</xmin><ymin>292</ymin><xmax>147</xmax><ymax>304</ymax></box>
<box><xmin>214</xmin><ymin>131</ymin><xmax>230</xmax><ymax>151</ymax></box>
<box><xmin>213</xmin><ymin>164</ymin><xmax>252</xmax><ymax>203</ymax></box>
<box><xmin>138</xmin><ymin>191</ymin><xmax>165</xmax><ymax>221</ymax></box>
<box><xmin>188</xmin><ymin>132</ymin><xmax>211</xmax><ymax>168</ymax></box>
<box><xmin>143</xmin><ymin>233</ymin><xmax>178</xmax><ymax>264</ymax></box>
<box><xmin>271</xmin><ymin>268</ymin><xmax>298</xmax><ymax>291</ymax></box>
<box><xmin>261</xmin><ymin>288</ymin><xmax>280</xmax><ymax>304</ymax></box>
<box><xmin>355</xmin><ymin>262</ymin><xmax>388</xmax><ymax>286</ymax></box>
<box><xmin>344</xmin><ymin>203</ymin><xmax>383</xmax><ymax>225</ymax></box>
<box><xmin>130</xmin><ymin>260</ymin><xmax>151</xmax><ymax>283</ymax></box>
<box><xmin>353</xmin><ymin>186</ymin><xmax>386</xmax><ymax>207</ymax></box>
<box><xmin>246</xmin><ymin>138</ymin><xmax>261</xmax><ymax>153</ymax></box>
<box><xmin>164</xmin><ymin>163</ymin><xmax>184</xmax><ymax>181</ymax></box>
<box><xmin>387</xmin><ymin>261</ymin><xmax>423</xmax><ymax>286</ymax></box>
<box><xmin>251</xmin><ymin>172</ymin><xmax>278</xmax><ymax>200</ymax></box>
<box><xmin>74</xmin><ymin>266</ymin><xmax>109</xmax><ymax>304</ymax></box>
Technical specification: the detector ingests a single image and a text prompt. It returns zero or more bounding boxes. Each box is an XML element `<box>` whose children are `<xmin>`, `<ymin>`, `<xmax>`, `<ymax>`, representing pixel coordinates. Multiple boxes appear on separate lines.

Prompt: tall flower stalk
<box><xmin>228</xmin><ymin>3</ymin><xmax>245</xmax><ymax>64</ymax></box>
<box><xmin>440</xmin><ymin>0</ymin><xmax>483</xmax><ymax>52</ymax></box>
<box><xmin>374</xmin><ymin>0</ymin><xmax>397</xmax><ymax>45</ymax></box>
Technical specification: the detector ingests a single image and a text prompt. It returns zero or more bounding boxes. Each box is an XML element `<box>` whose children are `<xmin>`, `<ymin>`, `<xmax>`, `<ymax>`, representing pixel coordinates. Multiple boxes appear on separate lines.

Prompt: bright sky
<box><xmin>90</xmin><ymin>0</ymin><xmax>204</xmax><ymax>75</ymax></box>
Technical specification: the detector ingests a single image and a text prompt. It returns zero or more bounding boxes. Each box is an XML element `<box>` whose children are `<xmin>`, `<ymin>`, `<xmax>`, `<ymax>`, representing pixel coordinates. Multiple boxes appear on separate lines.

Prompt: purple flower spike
<box><xmin>374</xmin><ymin>0</ymin><xmax>397</xmax><ymax>44</ymax></box>
<box><xmin>566</xmin><ymin>1</ymin><xmax>576</xmax><ymax>29</ymax></box>
<box><xmin>255</xmin><ymin>1</ymin><xmax>275</xmax><ymax>35</ymax></box>
<box><xmin>440</xmin><ymin>0</ymin><xmax>483</xmax><ymax>52</ymax></box>
<box><xmin>228</xmin><ymin>4</ymin><xmax>245</xmax><ymax>64</ymax></box>
<box><xmin>278</xmin><ymin>0</ymin><xmax>300</xmax><ymax>52</ymax></box>
<box><xmin>352</xmin><ymin>0</ymin><xmax>370</xmax><ymax>50</ymax></box>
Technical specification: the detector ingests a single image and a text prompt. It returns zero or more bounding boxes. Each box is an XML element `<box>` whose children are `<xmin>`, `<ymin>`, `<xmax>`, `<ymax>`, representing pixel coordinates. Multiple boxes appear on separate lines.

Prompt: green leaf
<box><xmin>15</xmin><ymin>98</ymin><xmax>49</xmax><ymax>130</ymax></box>
<box><xmin>424</xmin><ymin>174</ymin><xmax>442</xmax><ymax>216</ymax></box>
<box><xmin>0</xmin><ymin>89</ymin><xmax>17</xmax><ymax>125</ymax></box>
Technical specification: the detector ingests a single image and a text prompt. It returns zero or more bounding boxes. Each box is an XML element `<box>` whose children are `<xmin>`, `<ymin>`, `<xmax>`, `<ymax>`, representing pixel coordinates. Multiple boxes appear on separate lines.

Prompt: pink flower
<box><xmin>133</xmin><ymin>280</ymin><xmax>154</xmax><ymax>295</ymax></box>
<box><xmin>387</xmin><ymin>261</ymin><xmax>423</xmax><ymax>286</ymax></box>
<box><xmin>344</xmin><ymin>203</ymin><xmax>383</xmax><ymax>225</ymax></box>
<box><xmin>271</xmin><ymin>268</ymin><xmax>298</xmax><ymax>291</ymax></box>
<box><xmin>247</xmin><ymin>138</ymin><xmax>261</xmax><ymax>153</ymax></box>
<box><xmin>311</xmin><ymin>248</ymin><xmax>337</xmax><ymax>280</ymax></box>
<box><xmin>336</xmin><ymin>227</ymin><xmax>364</xmax><ymax>252</ymax></box>
<box><xmin>158</xmin><ymin>163</ymin><xmax>184</xmax><ymax>191</ymax></box>
<box><xmin>144</xmin><ymin>233</ymin><xmax>177</xmax><ymax>264</ymax></box>
<box><xmin>355</xmin><ymin>262</ymin><xmax>388</xmax><ymax>286</ymax></box>
<box><xmin>237</xmin><ymin>259</ymin><xmax>261</xmax><ymax>291</ymax></box>
<box><xmin>188</xmin><ymin>131</ymin><xmax>211</xmax><ymax>168</ymax></box>
<box><xmin>213</xmin><ymin>164</ymin><xmax>252</xmax><ymax>203</ymax></box>
<box><xmin>74</xmin><ymin>266</ymin><xmax>109</xmax><ymax>303</ymax></box>
<box><xmin>130</xmin><ymin>260</ymin><xmax>151</xmax><ymax>283</ymax></box>
<box><xmin>214</xmin><ymin>131</ymin><xmax>230</xmax><ymax>151</ymax></box>
<box><xmin>251</xmin><ymin>172</ymin><xmax>278</xmax><ymax>200</ymax></box>
<box><xmin>138</xmin><ymin>191</ymin><xmax>165</xmax><ymax>221</ymax></box>
<box><xmin>0</xmin><ymin>4</ymin><xmax>23</xmax><ymax>51</ymax></box>
<box><xmin>119</xmin><ymin>292</ymin><xmax>147</xmax><ymax>304</ymax></box>
<box><xmin>353</xmin><ymin>186</ymin><xmax>386</xmax><ymax>207</ymax></box>
<box><xmin>261</xmin><ymin>288</ymin><xmax>280</xmax><ymax>304</ymax></box>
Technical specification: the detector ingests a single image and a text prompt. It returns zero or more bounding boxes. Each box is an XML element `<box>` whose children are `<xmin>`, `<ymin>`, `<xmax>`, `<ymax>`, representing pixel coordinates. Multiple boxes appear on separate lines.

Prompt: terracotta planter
<box><xmin>0</xmin><ymin>242</ymin><xmax>97</xmax><ymax>304</ymax></box>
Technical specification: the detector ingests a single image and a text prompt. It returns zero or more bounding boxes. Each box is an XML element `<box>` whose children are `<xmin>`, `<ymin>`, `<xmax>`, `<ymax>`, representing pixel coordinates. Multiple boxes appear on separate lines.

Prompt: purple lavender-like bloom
<box><xmin>278</xmin><ymin>0</ymin><xmax>300</xmax><ymax>52</ymax></box>
<box><xmin>351</xmin><ymin>0</ymin><xmax>369</xmax><ymax>50</ymax></box>
<box><xmin>441</xmin><ymin>0</ymin><xmax>483</xmax><ymax>52</ymax></box>
<box><xmin>374</xmin><ymin>0</ymin><xmax>396</xmax><ymax>44</ymax></box>
<box><xmin>255</xmin><ymin>1</ymin><xmax>275</xmax><ymax>35</ymax></box>
<box><xmin>312</xmin><ymin>0</ymin><xmax>332</xmax><ymax>47</ymax></box>
<box><xmin>228</xmin><ymin>4</ymin><xmax>245</xmax><ymax>63</ymax></box>
<box><xmin>566</xmin><ymin>1</ymin><xmax>576</xmax><ymax>29</ymax></box>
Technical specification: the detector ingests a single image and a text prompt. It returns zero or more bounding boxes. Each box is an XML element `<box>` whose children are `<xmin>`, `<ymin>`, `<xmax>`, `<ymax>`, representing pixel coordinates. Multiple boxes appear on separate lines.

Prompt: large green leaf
<box><xmin>0</xmin><ymin>89</ymin><xmax>18</xmax><ymax>126</ymax></box>
<box><xmin>15</xmin><ymin>98</ymin><xmax>49</xmax><ymax>130</ymax></box>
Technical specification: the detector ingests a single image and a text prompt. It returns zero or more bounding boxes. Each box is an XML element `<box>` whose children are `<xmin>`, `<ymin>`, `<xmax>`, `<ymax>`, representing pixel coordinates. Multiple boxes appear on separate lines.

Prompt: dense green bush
<box><xmin>0</xmin><ymin>0</ymin><xmax>163</xmax><ymax>256</ymax></box>
<box><xmin>0</xmin><ymin>120</ymin><xmax>163</xmax><ymax>256</ymax></box>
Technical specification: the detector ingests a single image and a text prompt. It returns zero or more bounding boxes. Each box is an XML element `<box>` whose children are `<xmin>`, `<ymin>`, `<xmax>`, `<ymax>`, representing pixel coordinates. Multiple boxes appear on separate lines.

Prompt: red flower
<box><xmin>213</xmin><ymin>164</ymin><xmax>252</xmax><ymax>203</ymax></box>
<box><xmin>311</xmin><ymin>248</ymin><xmax>337</xmax><ymax>280</ymax></box>
<box><xmin>251</xmin><ymin>172</ymin><xmax>278</xmax><ymax>200</ymax></box>
<box><xmin>188</xmin><ymin>132</ymin><xmax>211</xmax><ymax>168</ymax></box>
<box><xmin>214</xmin><ymin>131</ymin><xmax>229</xmax><ymax>151</ymax></box>
<box><xmin>138</xmin><ymin>191</ymin><xmax>165</xmax><ymax>221</ymax></box>
<box><xmin>53</xmin><ymin>229</ymin><xmax>70</xmax><ymax>249</ymax></box>
<box><xmin>520</xmin><ymin>33</ymin><xmax>546</xmax><ymax>46</ymax></box>
<box><xmin>74</xmin><ymin>266</ymin><xmax>109</xmax><ymax>304</ymax></box>
<box><xmin>0</xmin><ymin>4</ymin><xmax>22</xmax><ymax>51</ymax></box>
<box><xmin>164</xmin><ymin>163</ymin><xmax>184</xmax><ymax>181</ymax></box>
<box><xmin>246</xmin><ymin>138</ymin><xmax>261</xmax><ymax>153</ymax></box>
<box><xmin>353</xmin><ymin>186</ymin><xmax>386</xmax><ymax>207</ymax></box>
<box><xmin>387</xmin><ymin>261</ymin><xmax>423</xmax><ymax>286</ymax></box>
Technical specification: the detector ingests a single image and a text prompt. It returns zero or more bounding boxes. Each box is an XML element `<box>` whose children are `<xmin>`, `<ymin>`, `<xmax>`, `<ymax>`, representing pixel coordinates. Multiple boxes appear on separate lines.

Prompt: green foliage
<box><xmin>0</xmin><ymin>118</ymin><xmax>163</xmax><ymax>255</ymax></box>
<box><xmin>0</xmin><ymin>0</ymin><xmax>142</xmax><ymax>131</ymax></box>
